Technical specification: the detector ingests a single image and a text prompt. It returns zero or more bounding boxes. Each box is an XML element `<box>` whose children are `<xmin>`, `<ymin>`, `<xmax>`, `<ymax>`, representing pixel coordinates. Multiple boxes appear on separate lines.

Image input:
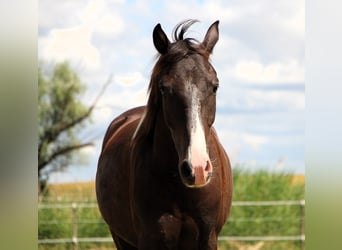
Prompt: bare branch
<box><xmin>43</xmin><ymin>75</ymin><xmax>113</xmax><ymax>146</ymax></box>
<box><xmin>91</xmin><ymin>74</ymin><xmax>113</xmax><ymax>110</ymax></box>
<box><xmin>38</xmin><ymin>142</ymin><xmax>94</xmax><ymax>172</ymax></box>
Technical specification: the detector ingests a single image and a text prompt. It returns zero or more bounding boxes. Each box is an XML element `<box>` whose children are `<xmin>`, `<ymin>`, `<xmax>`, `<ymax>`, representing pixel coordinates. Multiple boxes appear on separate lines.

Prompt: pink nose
<box><xmin>180</xmin><ymin>160</ymin><xmax>213</xmax><ymax>187</ymax></box>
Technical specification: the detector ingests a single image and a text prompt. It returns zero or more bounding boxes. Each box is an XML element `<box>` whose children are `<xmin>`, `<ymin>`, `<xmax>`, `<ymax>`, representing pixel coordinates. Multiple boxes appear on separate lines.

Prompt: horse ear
<box><xmin>202</xmin><ymin>20</ymin><xmax>219</xmax><ymax>54</ymax></box>
<box><xmin>153</xmin><ymin>23</ymin><xmax>170</xmax><ymax>55</ymax></box>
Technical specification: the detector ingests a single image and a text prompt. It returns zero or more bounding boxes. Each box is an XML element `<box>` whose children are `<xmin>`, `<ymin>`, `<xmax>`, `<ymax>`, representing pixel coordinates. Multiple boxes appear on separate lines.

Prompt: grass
<box><xmin>39</xmin><ymin>168</ymin><xmax>305</xmax><ymax>249</ymax></box>
<box><xmin>219</xmin><ymin>168</ymin><xmax>305</xmax><ymax>249</ymax></box>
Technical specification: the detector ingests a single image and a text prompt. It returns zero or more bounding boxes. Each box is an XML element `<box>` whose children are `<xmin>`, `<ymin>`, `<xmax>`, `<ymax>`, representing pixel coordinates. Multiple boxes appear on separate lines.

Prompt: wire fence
<box><xmin>38</xmin><ymin>200</ymin><xmax>305</xmax><ymax>249</ymax></box>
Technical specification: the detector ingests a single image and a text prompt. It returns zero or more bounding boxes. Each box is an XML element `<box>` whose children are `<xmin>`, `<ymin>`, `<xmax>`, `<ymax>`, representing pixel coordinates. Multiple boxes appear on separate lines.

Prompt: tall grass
<box><xmin>218</xmin><ymin>168</ymin><xmax>305</xmax><ymax>249</ymax></box>
<box><xmin>232</xmin><ymin>168</ymin><xmax>304</xmax><ymax>201</ymax></box>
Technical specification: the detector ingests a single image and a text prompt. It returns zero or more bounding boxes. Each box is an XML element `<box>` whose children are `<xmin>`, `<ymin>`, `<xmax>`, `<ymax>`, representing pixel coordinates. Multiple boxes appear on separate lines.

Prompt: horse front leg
<box><xmin>197</xmin><ymin>229</ymin><xmax>219</xmax><ymax>250</ymax></box>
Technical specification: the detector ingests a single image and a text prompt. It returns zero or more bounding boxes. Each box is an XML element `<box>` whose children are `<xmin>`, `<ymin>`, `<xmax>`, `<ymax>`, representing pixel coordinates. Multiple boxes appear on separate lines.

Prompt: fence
<box><xmin>38</xmin><ymin>200</ymin><xmax>305</xmax><ymax>249</ymax></box>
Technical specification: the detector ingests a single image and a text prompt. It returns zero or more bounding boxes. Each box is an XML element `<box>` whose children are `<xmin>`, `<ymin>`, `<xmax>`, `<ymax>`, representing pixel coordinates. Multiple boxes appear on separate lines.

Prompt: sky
<box><xmin>38</xmin><ymin>0</ymin><xmax>305</xmax><ymax>183</ymax></box>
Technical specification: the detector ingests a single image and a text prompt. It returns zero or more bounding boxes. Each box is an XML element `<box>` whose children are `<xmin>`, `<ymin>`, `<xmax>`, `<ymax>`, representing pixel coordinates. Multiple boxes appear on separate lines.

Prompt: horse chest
<box><xmin>132</xmin><ymin>167</ymin><xmax>221</xmax><ymax>222</ymax></box>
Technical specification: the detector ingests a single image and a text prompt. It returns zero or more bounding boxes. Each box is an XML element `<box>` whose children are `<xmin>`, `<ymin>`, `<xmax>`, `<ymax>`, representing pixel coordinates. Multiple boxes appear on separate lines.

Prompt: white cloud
<box><xmin>78</xmin><ymin>144</ymin><xmax>96</xmax><ymax>165</ymax></box>
<box><xmin>244</xmin><ymin>90</ymin><xmax>305</xmax><ymax>111</ymax></box>
<box><xmin>241</xmin><ymin>133</ymin><xmax>269</xmax><ymax>150</ymax></box>
<box><xmin>230</xmin><ymin>59</ymin><xmax>304</xmax><ymax>84</ymax></box>
<box><xmin>40</xmin><ymin>25</ymin><xmax>101</xmax><ymax>69</ymax></box>
<box><xmin>218</xmin><ymin>87</ymin><xmax>305</xmax><ymax>113</ymax></box>
<box><xmin>217</xmin><ymin>127</ymin><xmax>269</xmax><ymax>152</ymax></box>
<box><xmin>202</xmin><ymin>2</ymin><xmax>242</xmax><ymax>23</ymax></box>
<box><xmin>114</xmin><ymin>72</ymin><xmax>145</xmax><ymax>86</ymax></box>
<box><xmin>215</xmin><ymin>112</ymin><xmax>304</xmax><ymax>139</ymax></box>
<box><xmin>114</xmin><ymin>89</ymin><xmax>148</xmax><ymax>109</ymax></box>
<box><xmin>78</xmin><ymin>0</ymin><xmax>124</xmax><ymax>35</ymax></box>
<box><xmin>97</xmin><ymin>87</ymin><xmax>147</xmax><ymax>112</ymax></box>
<box><xmin>95</xmin><ymin>15</ymin><xmax>125</xmax><ymax>35</ymax></box>
<box><xmin>156</xmin><ymin>0</ymin><xmax>243</xmax><ymax>42</ymax></box>
<box><xmin>214</xmin><ymin>111</ymin><xmax>304</xmax><ymax>171</ymax></box>
<box><xmin>39</xmin><ymin>0</ymin><xmax>125</xmax><ymax>70</ymax></box>
<box><xmin>39</xmin><ymin>1</ymin><xmax>84</xmax><ymax>29</ymax></box>
<box><xmin>93</xmin><ymin>106</ymin><xmax>113</xmax><ymax>124</ymax></box>
<box><xmin>78</xmin><ymin>0</ymin><xmax>105</xmax><ymax>25</ymax></box>
<box><xmin>275</xmin><ymin>1</ymin><xmax>305</xmax><ymax>35</ymax></box>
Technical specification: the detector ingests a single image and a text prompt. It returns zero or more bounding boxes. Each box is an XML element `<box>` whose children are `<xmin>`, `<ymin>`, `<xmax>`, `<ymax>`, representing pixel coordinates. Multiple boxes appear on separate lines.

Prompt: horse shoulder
<box><xmin>96</xmin><ymin>106</ymin><xmax>146</xmax><ymax>247</ymax></box>
<box><xmin>101</xmin><ymin>106</ymin><xmax>145</xmax><ymax>154</ymax></box>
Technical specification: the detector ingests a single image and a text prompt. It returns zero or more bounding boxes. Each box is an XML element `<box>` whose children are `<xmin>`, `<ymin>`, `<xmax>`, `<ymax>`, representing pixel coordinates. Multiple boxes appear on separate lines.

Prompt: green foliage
<box><xmin>38</xmin><ymin>62</ymin><xmax>92</xmax><ymax>188</ymax></box>
<box><xmin>43</xmin><ymin>63</ymin><xmax>86</xmax><ymax>128</ymax></box>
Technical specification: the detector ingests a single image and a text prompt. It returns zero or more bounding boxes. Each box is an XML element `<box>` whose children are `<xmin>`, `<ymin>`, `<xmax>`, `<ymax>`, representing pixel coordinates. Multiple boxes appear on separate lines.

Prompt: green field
<box><xmin>38</xmin><ymin>169</ymin><xmax>305</xmax><ymax>250</ymax></box>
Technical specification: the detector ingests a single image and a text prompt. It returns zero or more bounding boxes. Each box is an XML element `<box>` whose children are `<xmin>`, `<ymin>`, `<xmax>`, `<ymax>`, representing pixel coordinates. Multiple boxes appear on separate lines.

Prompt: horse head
<box><xmin>151</xmin><ymin>20</ymin><xmax>220</xmax><ymax>188</ymax></box>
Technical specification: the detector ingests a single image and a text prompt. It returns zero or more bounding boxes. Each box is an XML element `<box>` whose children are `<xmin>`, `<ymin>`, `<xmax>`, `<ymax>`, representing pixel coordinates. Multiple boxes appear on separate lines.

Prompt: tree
<box><xmin>38</xmin><ymin>62</ymin><xmax>110</xmax><ymax>194</ymax></box>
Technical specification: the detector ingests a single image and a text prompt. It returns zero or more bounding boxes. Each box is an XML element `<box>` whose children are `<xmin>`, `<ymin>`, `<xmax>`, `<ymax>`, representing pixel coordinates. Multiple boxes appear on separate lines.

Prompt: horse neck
<box><xmin>134</xmin><ymin>77</ymin><xmax>179</xmax><ymax>170</ymax></box>
<box><xmin>151</xmin><ymin>109</ymin><xmax>178</xmax><ymax>168</ymax></box>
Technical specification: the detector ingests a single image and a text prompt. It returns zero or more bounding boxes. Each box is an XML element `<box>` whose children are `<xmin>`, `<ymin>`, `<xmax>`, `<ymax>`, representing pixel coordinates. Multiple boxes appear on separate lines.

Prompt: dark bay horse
<box><xmin>96</xmin><ymin>20</ymin><xmax>233</xmax><ymax>250</ymax></box>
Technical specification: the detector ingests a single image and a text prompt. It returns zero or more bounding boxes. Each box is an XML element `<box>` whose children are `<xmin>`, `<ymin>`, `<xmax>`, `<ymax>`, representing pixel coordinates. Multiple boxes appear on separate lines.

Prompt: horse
<box><xmin>96</xmin><ymin>20</ymin><xmax>233</xmax><ymax>250</ymax></box>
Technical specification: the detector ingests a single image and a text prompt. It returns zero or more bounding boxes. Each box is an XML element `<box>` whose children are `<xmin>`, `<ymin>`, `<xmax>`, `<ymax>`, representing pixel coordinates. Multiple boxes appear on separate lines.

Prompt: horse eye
<box><xmin>159</xmin><ymin>85</ymin><xmax>166</xmax><ymax>95</ymax></box>
<box><xmin>213</xmin><ymin>84</ymin><xmax>219</xmax><ymax>94</ymax></box>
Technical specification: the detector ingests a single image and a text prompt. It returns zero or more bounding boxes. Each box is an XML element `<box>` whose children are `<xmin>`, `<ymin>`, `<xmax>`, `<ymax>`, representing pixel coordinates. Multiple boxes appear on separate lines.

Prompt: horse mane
<box><xmin>134</xmin><ymin>20</ymin><xmax>210</xmax><ymax>142</ymax></box>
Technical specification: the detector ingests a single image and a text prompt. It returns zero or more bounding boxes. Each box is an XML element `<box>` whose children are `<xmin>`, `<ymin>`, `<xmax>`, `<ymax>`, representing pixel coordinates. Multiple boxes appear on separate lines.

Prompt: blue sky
<box><xmin>39</xmin><ymin>0</ymin><xmax>305</xmax><ymax>183</ymax></box>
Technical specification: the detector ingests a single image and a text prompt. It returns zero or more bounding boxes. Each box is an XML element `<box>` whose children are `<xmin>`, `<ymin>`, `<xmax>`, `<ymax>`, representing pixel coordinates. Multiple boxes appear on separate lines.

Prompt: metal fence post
<box><xmin>72</xmin><ymin>203</ymin><xmax>78</xmax><ymax>250</ymax></box>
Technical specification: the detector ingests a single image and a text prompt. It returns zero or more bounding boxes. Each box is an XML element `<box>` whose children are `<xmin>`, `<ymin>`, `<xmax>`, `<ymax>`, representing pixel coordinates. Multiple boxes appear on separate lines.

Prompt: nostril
<box><xmin>205</xmin><ymin>160</ymin><xmax>213</xmax><ymax>172</ymax></box>
<box><xmin>205</xmin><ymin>161</ymin><xmax>209</xmax><ymax>171</ymax></box>
<box><xmin>181</xmin><ymin>161</ymin><xmax>193</xmax><ymax>179</ymax></box>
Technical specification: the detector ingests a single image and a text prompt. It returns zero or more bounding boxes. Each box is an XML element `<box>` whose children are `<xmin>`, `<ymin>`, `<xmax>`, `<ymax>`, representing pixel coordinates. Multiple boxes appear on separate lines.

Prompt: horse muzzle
<box><xmin>180</xmin><ymin>159</ymin><xmax>213</xmax><ymax>188</ymax></box>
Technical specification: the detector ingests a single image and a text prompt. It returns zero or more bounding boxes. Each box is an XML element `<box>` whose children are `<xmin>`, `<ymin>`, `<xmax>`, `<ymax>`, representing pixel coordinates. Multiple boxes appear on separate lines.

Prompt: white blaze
<box><xmin>188</xmin><ymin>89</ymin><xmax>209</xmax><ymax>167</ymax></box>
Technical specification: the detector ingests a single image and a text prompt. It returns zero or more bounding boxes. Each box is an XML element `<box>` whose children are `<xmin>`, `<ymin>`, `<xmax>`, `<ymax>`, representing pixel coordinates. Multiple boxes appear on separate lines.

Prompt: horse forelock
<box><xmin>147</xmin><ymin>37</ymin><xmax>209</xmax><ymax>102</ymax></box>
